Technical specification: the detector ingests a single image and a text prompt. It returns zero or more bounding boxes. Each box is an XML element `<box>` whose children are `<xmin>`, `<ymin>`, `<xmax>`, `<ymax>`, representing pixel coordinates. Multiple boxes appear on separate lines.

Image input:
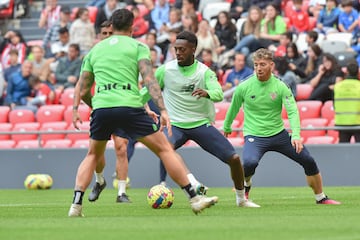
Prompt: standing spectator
<box><xmin>151</xmin><ymin>0</ymin><xmax>170</xmax><ymax>32</ymax></box>
<box><xmin>288</xmin><ymin>0</ymin><xmax>311</xmax><ymax>34</ymax></box>
<box><xmin>338</xmin><ymin>0</ymin><xmax>359</xmax><ymax>35</ymax></box>
<box><xmin>55</xmin><ymin>43</ymin><xmax>82</xmax><ymax>90</ymax></box>
<box><xmin>195</xmin><ymin>19</ymin><xmax>220</xmax><ymax>62</ymax></box>
<box><xmin>42</xmin><ymin>5</ymin><xmax>72</xmax><ymax>56</ymax></box>
<box><xmin>3</xmin><ymin>49</ymin><xmax>21</xmax><ymax>83</ymax></box>
<box><xmin>334</xmin><ymin>59</ymin><xmax>360</xmax><ymax>142</ymax></box>
<box><xmin>38</xmin><ymin>0</ymin><xmax>61</xmax><ymax>29</ymax></box>
<box><xmin>70</xmin><ymin>8</ymin><xmax>96</xmax><ymax>55</ymax></box>
<box><xmin>222</xmin><ymin>52</ymin><xmax>253</xmax><ymax>92</ymax></box>
<box><xmin>5</xmin><ymin>61</ymin><xmax>33</xmax><ymax>109</ymax></box>
<box><xmin>315</xmin><ymin>0</ymin><xmax>340</xmax><ymax>34</ymax></box>
<box><xmin>308</xmin><ymin>53</ymin><xmax>344</xmax><ymax>102</ymax></box>
<box><xmin>131</xmin><ymin>5</ymin><xmax>149</xmax><ymax>38</ymax></box>
<box><xmin>0</xmin><ymin>30</ymin><xmax>27</xmax><ymax>69</ymax></box>
<box><xmin>29</xmin><ymin>46</ymin><xmax>51</xmax><ymax>84</ymax></box>
<box><xmin>94</xmin><ymin>0</ymin><xmax>122</xmax><ymax>34</ymax></box>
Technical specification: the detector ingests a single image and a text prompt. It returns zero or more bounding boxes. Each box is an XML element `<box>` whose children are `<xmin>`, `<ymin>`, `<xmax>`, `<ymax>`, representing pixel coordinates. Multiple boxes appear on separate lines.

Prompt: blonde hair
<box><xmin>252</xmin><ymin>48</ymin><xmax>274</xmax><ymax>61</ymax></box>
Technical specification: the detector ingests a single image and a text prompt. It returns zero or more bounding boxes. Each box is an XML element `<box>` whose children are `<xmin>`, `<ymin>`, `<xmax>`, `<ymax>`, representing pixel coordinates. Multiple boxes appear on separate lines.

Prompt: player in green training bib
<box><xmin>223</xmin><ymin>48</ymin><xmax>340</xmax><ymax>205</ymax></box>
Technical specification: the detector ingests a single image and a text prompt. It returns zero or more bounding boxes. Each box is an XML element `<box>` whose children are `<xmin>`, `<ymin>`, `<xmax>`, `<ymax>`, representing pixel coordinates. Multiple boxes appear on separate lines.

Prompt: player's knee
<box><xmin>242</xmin><ymin>157</ymin><xmax>258</xmax><ymax>174</ymax></box>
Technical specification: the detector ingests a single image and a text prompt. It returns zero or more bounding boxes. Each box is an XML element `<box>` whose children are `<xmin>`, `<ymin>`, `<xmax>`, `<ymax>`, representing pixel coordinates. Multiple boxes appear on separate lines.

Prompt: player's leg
<box><xmin>138</xmin><ymin>131</ymin><xmax>219</xmax><ymax>214</ymax></box>
<box><xmin>191</xmin><ymin>125</ymin><xmax>260</xmax><ymax>207</ymax></box>
<box><xmin>274</xmin><ymin>130</ymin><xmax>341</xmax><ymax>205</ymax></box>
<box><xmin>88</xmin><ymin>154</ymin><xmax>107</xmax><ymax>202</ymax></box>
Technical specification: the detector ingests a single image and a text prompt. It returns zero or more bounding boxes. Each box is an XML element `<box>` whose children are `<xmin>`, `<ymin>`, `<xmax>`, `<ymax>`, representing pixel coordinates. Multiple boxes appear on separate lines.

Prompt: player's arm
<box><xmin>282</xmin><ymin>83</ymin><xmax>300</xmax><ymax>140</ymax></box>
<box><xmin>72</xmin><ymin>75</ymin><xmax>84</xmax><ymax>129</ymax></box>
<box><xmin>223</xmin><ymin>86</ymin><xmax>244</xmax><ymax>136</ymax></box>
<box><xmin>203</xmin><ymin>69</ymin><xmax>223</xmax><ymax>102</ymax></box>
<box><xmin>79</xmin><ymin>71</ymin><xmax>94</xmax><ymax>109</ymax></box>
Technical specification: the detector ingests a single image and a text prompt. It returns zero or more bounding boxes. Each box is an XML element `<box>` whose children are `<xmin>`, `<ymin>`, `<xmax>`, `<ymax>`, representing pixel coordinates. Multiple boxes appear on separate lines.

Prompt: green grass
<box><xmin>0</xmin><ymin>186</ymin><xmax>359</xmax><ymax>240</ymax></box>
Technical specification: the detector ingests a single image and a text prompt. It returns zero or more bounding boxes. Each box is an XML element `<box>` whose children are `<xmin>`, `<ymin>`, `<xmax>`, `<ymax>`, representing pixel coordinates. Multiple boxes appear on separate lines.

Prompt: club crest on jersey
<box><xmin>270</xmin><ymin>92</ymin><xmax>277</xmax><ymax>100</ymax></box>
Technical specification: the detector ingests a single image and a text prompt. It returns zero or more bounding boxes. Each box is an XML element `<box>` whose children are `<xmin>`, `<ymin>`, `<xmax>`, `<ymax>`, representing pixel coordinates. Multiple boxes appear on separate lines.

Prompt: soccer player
<box><xmin>68</xmin><ymin>9</ymin><xmax>218</xmax><ymax>217</ymax></box>
<box><xmin>223</xmin><ymin>48</ymin><xmax>341</xmax><ymax>205</ymax></box>
<box><xmin>155</xmin><ymin>30</ymin><xmax>259</xmax><ymax>208</ymax></box>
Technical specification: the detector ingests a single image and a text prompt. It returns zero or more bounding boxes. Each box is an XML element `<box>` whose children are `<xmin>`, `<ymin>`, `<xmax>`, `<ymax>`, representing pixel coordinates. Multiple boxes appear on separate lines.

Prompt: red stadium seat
<box><xmin>304</xmin><ymin>136</ymin><xmax>335</xmax><ymax>144</ymax></box>
<box><xmin>227</xmin><ymin>137</ymin><xmax>244</xmax><ymax>146</ymax></box>
<box><xmin>9</xmin><ymin>109</ymin><xmax>35</xmax><ymax>124</ymax></box>
<box><xmin>64</xmin><ymin>105</ymin><xmax>91</xmax><ymax>124</ymax></box>
<box><xmin>221</xmin><ymin>69</ymin><xmax>232</xmax><ymax>86</ymax></box>
<box><xmin>327</xmin><ymin>119</ymin><xmax>339</xmax><ymax>142</ymax></box>
<box><xmin>43</xmin><ymin>139</ymin><xmax>72</xmax><ymax>148</ymax></box>
<box><xmin>40</xmin><ymin>121</ymin><xmax>68</xmax><ymax>141</ymax></box>
<box><xmin>15</xmin><ymin>140</ymin><xmax>42</xmax><ymax>149</ymax></box>
<box><xmin>0</xmin><ymin>106</ymin><xmax>10</xmax><ymax>122</ymax></box>
<box><xmin>0</xmin><ymin>123</ymin><xmax>13</xmax><ymax>140</ymax></box>
<box><xmin>72</xmin><ymin>139</ymin><xmax>90</xmax><ymax>148</ymax></box>
<box><xmin>87</xmin><ymin>6</ymin><xmax>98</xmax><ymax>23</ymax></box>
<box><xmin>0</xmin><ymin>140</ymin><xmax>16</xmax><ymax>149</ymax></box>
<box><xmin>214</xmin><ymin>119</ymin><xmax>240</xmax><ymax>137</ymax></box>
<box><xmin>297</xmin><ymin>100</ymin><xmax>323</xmax><ymax>120</ymax></box>
<box><xmin>301</xmin><ymin>118</ymin><xmax>328</xmax><ymax>141</ymax></box>
<box><xmin>321</xmin><ymin>100</ymin><xmax>334</xmax><ymax>122</ymax></box>
<box><xmin>296</xmin><ymin>84</ymin><xmax>313</xmax><ymax>101</ymax></box>
<box><xmin>11</xmin><ymin>122</ymin><xmax>40</xmax><ymax>141</ymax></box>
<box><xmin>36</xmin><ymin>105</ymin><xmax>66</xmax><ymax>124</ymax></box>
<box><xmin>60</xmin><ymin>88</ymin><xmax>75</xmax><ymax>106</ymax></box>
<box><xmin>66</xmin><ymin>121</ymin><xmax>90</xmax><ymax>142</ymax></box>
<box><xmin>214</xmin><ymin>102</ymin><xmax>230</xmax><ymax>120</ymax></box>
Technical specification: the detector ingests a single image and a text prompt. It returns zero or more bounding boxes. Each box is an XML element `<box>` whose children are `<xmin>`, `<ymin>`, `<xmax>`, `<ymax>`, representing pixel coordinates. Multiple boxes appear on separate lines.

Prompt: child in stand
<box><xmin>131</xmin><ymin>5</ymin><xmax>149</xmax><ymax>38</ymax></box>
<box><xmin>288</xmin><ymin>0</ymin><xmax>310</xmax><ymax>34</ymax></box>
<box><xmin>27</xmin><ymin>76</ymin><xmax>55</xmax><ymax>107</ymax></box>
<box><xmin>273</xmin><ymin>32</ymin><xmax>293</xmax><ymax>57</ymax></box>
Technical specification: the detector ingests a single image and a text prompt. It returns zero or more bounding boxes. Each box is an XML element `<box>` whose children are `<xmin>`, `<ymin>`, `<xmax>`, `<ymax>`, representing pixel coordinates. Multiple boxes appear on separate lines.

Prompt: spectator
<box><xmin>301</xmin><ymin>30</ymin><xmax>319</xmax><ymax>55</ymax></box>
<box><xmin>94</xmin><ymin>0</ymin><xmax>122</xmax><ymax>34</ymax></box>
<box><xmin>27</xmin><ymin>75</ymin><xmax>55</xmax><ymax>106</ymax></box>
<box><xmin>5</xmin><ymin>61</ymin><xmax>33</xmax><ymax>110</ymax></box>
<box><xmin>315</xmin><ymin>0</ymin><xmax>340</xmax><ymax>34</ymax></box>
<box><xmin>233</xmin><ymin>5</ymin><xmax>263</xmax><ymax>55</ymax></box>
<box><xmin>338</xmin><ymin>0</ymin><xmax>359</xmax><ymax>35</ymax></box>
<box><xmin>259</xmin><ymin>3</ymin><xmax>287</xmax><ymax>49</ymax></box>
<box><xmin>151</xmin><ymin>0</ymin><xmax>170</xmax><ymax>32</ymax></box>
<box><xmin>274</xmin><ymin>32</ymin><xmax>293</xmax><ymax>57</ymax></box>
<box><xmin>54</xmin><ymin>43</ymin><xmax>82</xmax><ymax>90</ymax></box>
<box><xmin>150</xmin><ymin>48</ymin><xmax>160</xmax><ymax>70</ymax></box>
<box><xmin>334</xmin><ymin>59</ymin><xmax>360</xmax><ymax>142</ymax></box>
<box><xmin>29</xmin><ymin>46</ymin><xmax>51</xmax><ymax>84</ymax></box>
<box><xmin>200</xmin><ymin>48</ymin><xmax>219</xmax><ymax>79</ymax></box>
<box><xmin>3</xmin><ymin>49</ymin><xmax>21</xmax><ymax>83</ymax></box>
<box><xmin>157</xmin><ymin>7</ymin><xmax>182</xmax><ymax>44</ymax></box>
<box><xmin>50</xmin><ymin>27</ymin><xmax>70</xmax><ymax>59</ymax></box>
<box><xmin>251</xmin><ymin>0</ymin><xmax>281</xmax><ymax>11</ymax></box>
<box><xmin>70</xmin><ymin>8</ymin><xmax>96</xmax><ymax>55</ymax></box>
<box><xmin>195</xmin><ymin>19</ymin><xmax>220</xmax><ymax>62</ymax></box>
<box><xmin>131</xmin><ymin>5</ymin><xmax>149</xmax><ymax>38</ymax></box>
<box><xmin>0</xmin><ymin>30</ymin><xmax>27</xmax><ymax>69</ymax></box>
<box><xmin>288</xmin><ymin>0</ymin><xmax>311</xmax><ymax>34</ymax></box>
<box><xmin>181</xmin><ymin>12</ymin><xmax>199</xmax><ymax>33</ymax></box>
<box><xmin>86</xmin><ymin>0</ymin><xmax>106</xmax><ymax>8</ymax></box>
<box><xmin>38</xmin><ymin>0</ymin><xmax>61</xmax><ymax>29</ymax></box>
<box><xmin>230</xmin><ymin>0</ymin><xmax>251</xmax><ymax>20</ymax></box>
<box><xmin>181</xmin><ymin>0</ymin><xmax>197</xmax><ymax>18</ymax></box>
<box><xmin>145</xmin><ymin>31</ymin><xmax>163</xmax><ymax>65</ymax></box>
<box><xmin>0</xmin><ymin>64</ymin><xmax>4</xmax><ymax>104</ymax></box>
<box><xmin>286</xmin><ymin>42</ymin><xmax>307</xmax><ymax>81</ymax></box>
<box><xmin>308</xmin><ymin>0</ymin><xmax>326</xmax><ymax>18</ymax></box>
<box><xmin>302</xmin><ymin>43</ymin><xmax>323</xmax><ymax>82</ymax></box>
<box><xmin>274</xmin><ymin>56</ymin><xmax>298</xmax><ymax>97</ymax></box>
<box><xmin>222</xmin><ymin>52</ymin><xmax>253</xmax><ymax>92</ymax></box>
<box><xmin>308</xmin><ymin>52</ymin><xmax>344</xmax><ymax>102</ymax></box>
<box><xmin>42</xmin><ymin>5</ymin><xmax>72</xmax><ymax>56</ymax></box>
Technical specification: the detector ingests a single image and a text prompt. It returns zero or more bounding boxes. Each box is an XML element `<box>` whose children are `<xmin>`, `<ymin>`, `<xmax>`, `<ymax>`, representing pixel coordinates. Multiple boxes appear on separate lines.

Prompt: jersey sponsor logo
<box><xmin>109</xmin><ymin>38</ymin><xmax>118</xmax><ymax>45</ymax></box>
<box><xmin>181</xmin><ymin>83</ymin><xmax>195</xmax><ymax>93</ymax></box>
<box><xmin>270</xmin><ymin>92</ymin><xmax>277</xmax><ymax>100</ymax></box>
<box><xmin>97</xmin><ymin>83</ymin><xmax>131</xmax><ymax>93</ymax></box>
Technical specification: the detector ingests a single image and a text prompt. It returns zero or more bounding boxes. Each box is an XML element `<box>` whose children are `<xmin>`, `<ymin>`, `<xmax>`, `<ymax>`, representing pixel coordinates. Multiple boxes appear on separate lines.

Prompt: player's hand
<box><xmin>291</xmin><ymin>139</ymin><xmax>303</xmax><ymax>154</ymax></box>
<box><xmin>192</xmin><ymin>89</ymin><xmax>208</xmax><ymax>99</ymax></box>
<box><xmin>147</xmin><ymin>109</ymin><xmax>159</xmax><ymax>124</ymax></box>
<box><xmin>223</xmin><ymin>131</ymin><xmax>231</xmax><ymax>138</ymax></box>
<box><xmin>72</xmin><ymin>110</ymin><xmax>83</xmax><ymax>130</ymax></box>
<box><xmin>159</xmin><ymin>110</ymin><xmax>172</xmax><ymax>137</ymax></box>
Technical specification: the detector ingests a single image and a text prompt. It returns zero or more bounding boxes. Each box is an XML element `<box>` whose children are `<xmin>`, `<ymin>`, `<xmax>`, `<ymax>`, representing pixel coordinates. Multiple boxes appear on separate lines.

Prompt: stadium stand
<box><xmin>9</xmin><ymin>109</ymin><xmax>35</xmax><ymax>124</ymax></box>
<box><xmin>15</xmin><ymin>139</ymin><xmax>42</xmax><ymax>148</ymax></box>
<box><xmin>36</xmin><ymin>105</ymin><xmax>66</xmax><ymax>124</ymax></box>
<box><xmin>305</xmin><ymin>136</ymin><xmax>336</xmax><ymax>144</ymax></box>
<box><xmin>0</xmin><ymin>106</ymin><xmax>10</xmax><ymax>123</ymax></box>
<box><xmin>297</xmin><ymin>100</ymin><xmax>322</xmax><ymax>120</ymax></box>
<box><xmin>66</xmin><ymin>121</ymin><xmax>90</xmax><ymax>142</ymax></box>
<box><xmin>39</xmin><ymin>121</ymin><xmax>68</xmax><ymax>142</ymax></box>
<box><xmin>321</xmin><ymin>100</ymin><xmax>335</xmax><ymax>123</ymax></box>
<box><xmin>63</xmin><ymin>105</ymin><xmax>91</xmax><ymax>124</ymax></box>
<box><xmin>71</xmin><ymin>139</ymin><xmax>90</xmax><ymax>148</ymax></box>
<box><xmin>11</xmin><ymin>122</ymin><xmax>40</xmax><ymax>141</ymax></box>
<box><xmin>43</xmin><ymin>139</ymin><xmax>72</xmax><ymax>148</ymax></box>
<box><xmin>300</xmin><ymin>118</ymin><xmax>328</xmax><ymax>141</ymax></box>
<box><xmin>0</xmin><ymin>123</ymin><xmax>13</xmax><ymax>140</ymax></box>
<box><xmin>295</xmin><ymin>84</ymin><xmax>313</xmax><ymax>101</ymax></box>
<box><xmin>214</xmin><ymin>101</ymin><xmax>231</xmax><ymax>120</ymax></box>
<box><xmin>0</xmin><ymin>140</ymin><xmax>16</xmax><ymax>148</ymax></box>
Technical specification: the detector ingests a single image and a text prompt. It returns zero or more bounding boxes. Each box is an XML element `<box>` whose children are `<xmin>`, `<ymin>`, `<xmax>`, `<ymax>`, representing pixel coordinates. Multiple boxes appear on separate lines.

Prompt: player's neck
<box><xmin>113</xmin><ymin>30</ymin><xmax>132</xmax><ymax>37</ymax></box>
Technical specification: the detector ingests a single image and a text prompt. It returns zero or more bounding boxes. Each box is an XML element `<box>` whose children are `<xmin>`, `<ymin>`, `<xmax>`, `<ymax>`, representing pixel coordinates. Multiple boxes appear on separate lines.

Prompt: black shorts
<box><xmin>90</xmin><ymin>107</ymin><xmax>158</xmax><ymax>141</ymax></box>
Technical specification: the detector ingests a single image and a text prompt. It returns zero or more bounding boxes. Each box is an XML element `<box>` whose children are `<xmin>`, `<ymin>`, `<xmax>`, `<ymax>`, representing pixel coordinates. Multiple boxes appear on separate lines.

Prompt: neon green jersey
<box><xmin>224</xmin><ymin>74</ymin><xmax>301</xmax><ymax>139</ymax></box>
<box><xmin>81</xmin><ymin>35</ymin><xmax>151</xmax><ymax>110</ymax></box>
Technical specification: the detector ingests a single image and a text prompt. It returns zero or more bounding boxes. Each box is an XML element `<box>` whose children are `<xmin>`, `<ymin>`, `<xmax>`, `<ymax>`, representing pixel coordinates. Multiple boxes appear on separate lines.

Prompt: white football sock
<box><xmin>94</xmin><ymin>171</ymin><xmax>104</xmax><ymax>185</ymax></box>
<box><xmin>315</xmin><ymin>192</ymin><xmax>326</xmax><ymax>201</ymax></box>
<box><xmin>118</xmin><ymin>180</ymin><xmax>127</xmax><ymax>196</ymax></box>
<box><xmin>187</xmin><ymin>173</ymin><xmax>199</xmax><ymax>187</ymax></box>
<box><xmin>235</xmin><ymin>188</ymin><xmax>246</xmax><ymax>202</ymax></box>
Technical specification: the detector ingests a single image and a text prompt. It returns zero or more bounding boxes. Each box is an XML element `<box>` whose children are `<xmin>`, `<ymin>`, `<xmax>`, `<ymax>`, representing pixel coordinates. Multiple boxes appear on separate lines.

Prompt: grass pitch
<box><xmin>0</xmin><ymin>186</ymin><xmax>358</xmax><ymax>240</ymax></box>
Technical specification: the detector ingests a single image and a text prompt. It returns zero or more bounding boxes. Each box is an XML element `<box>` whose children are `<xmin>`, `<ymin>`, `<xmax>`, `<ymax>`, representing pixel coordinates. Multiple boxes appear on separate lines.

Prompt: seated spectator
<box><xmin>151</xmin><ymin>0</ymin><xmax>170</xmax><ymax>32</ymax></box>
<box><xmin>251</xmin><ymin>0</ymin><xmax>281</xmax><ymax>11</ymax></box>
<box><xmin>195</xmin><ymin>19</ymin><xmax>220</xmax><ymax>62</ymax></box>
<box><xmin>42</xmin><ymin>5</ymin><xmax>72</xmax><ymax>57</ymax></box>
<box><xmin>145</xmin><ymin>31</ymin><xmax>163</xmax><ymax>65</ymax></box>
<box><xmin>27</xmin><ymin>75</ymin><xmax>55</xmax><ymax>107</ymax></box>
<box><xmin>274</xmin><ymin>56</ymin><xmax>297</xmax><ymax>97</ymax></box>
<box><xmin>200</xmin><ymin>49</ymin><xmax>220</xmax><ymax>79</ymax></box>
<box><xmin>54</xmin><ymin>43</ymin><xmax>82</xmax><ymax>91</ymax></box>
<box><xmin>288</xmin><ymin>0</ymin><xmax>311</xmax><ymax>34</ymax></box>
<box><xmin>182</xmin><ymin>12</ymin><xmax>199</xmax><ymax>33</ymax></box>
<box><xmin>301</xmin><ymin>43</ymin><xmax>323</xmax><ymax>82</ymax></box>
<box><xmin>258</xmin><ymin>3</ymin><xmax>287</xmax><ymax>49</ymax></box>
<box><xmin>273</xmin><ymin>32</ymin><xmax>293</xmax><ymax>57</ymax></box>
<box><xmin>222</xmin><ymin>52</ymin><xmax>253</xmax><ymax>92</ymax></box>
<box><xmin>3</xmin><ymin>49</ymin><xmax>21</xmax><ymax>83</ymax></box>
<box><xmin>70</xmin><ymin>8</ymin><xmax>96</xmax><ymax>55</ymax></box>
<box><xmin>29</xmin><ymin>46</ymin><xmax>52</xmax><ymax>84</ymax></box>
<box><xmin>5</xmin><ymin>61</ymin><xmax>33</xmax><ymax>110</ymax></box>
<box><xmin>338</xmin><ymin>0</ymin><xmax>359</xmax><ymax>35</ymax></box>
<box><xmin>150</xmin><ymin>48</ymin><xmax>160</xmax><ymax>70</ymax></box>
<box><xmin>87</xmin><ymin>0</ymin><xmax>106</xmax><ymax>8</ymax></box>
<box><xmin>0</xmin><ymin>30</ymin><xmax>27</xmax><ymax>69</ymax></box>
<box><xmin>308</xmin><ymin>0</ymin><xmax>326</xmax><ymax>18</ymax></box>
<box><xmin>181</xmin><ymin>0</ymin><xmax>197</xmax><ymax>20</ymax></box>
<box><xmin>308</xmin><ymin>52</ymin><xmax>344</xmax><ymax>102</ymax></box>
<box><xmin>50</xmin><ymin>27</ymin><xmax>70</xmax><ymax>59</ymax></box>
<box><xmin>163</xmin><ymin>28</ymin><xmax>180</xmax><ymax>63</ymax></box>
<box><xmin>95</xmin><ymin>0</ymin><xmax>123</xmax><ymax>34</ymax></box>
<box><xmin>131</xmin><ymin>5</ymin><xmax>149</xmax><ymax>38</ymax></box>
<box><xmin>315</xmin><ymin>0</ymin><xmax>340</xmax><ymax>34</ymax></box>
<box><xmin>230</xmin><ymin>0</ymin><xmax>251</xmax><ymax>20</ymax></box>
<box><xmin>286</xmin><ymin>42</ymin><xmax>307</xmax><ymax>81</ymax></box>
<box><xmin>302</xmin><ymin>30</ymin><xmax>319</xmax><ymax>55</ymax></box>
<box><xmin>157</xmin><ymin>7</ymin><xmax>182</xmax><ymax>44</ymax></box>
<box><xmin>38</xmin><ymin>0</ymin><xmax>61</xmax><ymax>29</ymax></box>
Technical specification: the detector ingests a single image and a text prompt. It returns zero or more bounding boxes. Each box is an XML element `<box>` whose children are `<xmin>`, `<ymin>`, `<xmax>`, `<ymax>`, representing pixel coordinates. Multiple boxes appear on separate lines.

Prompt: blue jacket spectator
<box><xmin>338</xmin><ymin>0</ymin><xmax>359</xmax><ymax>35</ymax></box>
<box><xmin>151</xmin><ymin>0</ymin><xmax>170</xmax><ymax>31</ymax></box>
<box><xmin>316</xmin><ymin>0</ymin><xmax>341</xmax><ymax>34</ymax></box>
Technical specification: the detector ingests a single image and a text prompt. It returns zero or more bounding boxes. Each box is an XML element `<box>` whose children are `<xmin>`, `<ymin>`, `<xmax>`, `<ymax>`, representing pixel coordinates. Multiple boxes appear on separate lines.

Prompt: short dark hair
<box><xmin>346</xmin><ymin>59</ymin><xmax>359</xmax><ymax>76</ymax></box>
<box><xmin>58</xmin><ymin>27</ymin><xmax>69</xmax><ymax>34</ymax></box>
<box><xmin>112</xmin><ymin>9</ymin><xmax>134</xmax><ymax>32</ymax></box>
<box><xmin>100</xmin><ymin>20</ymin><xmax>112</xmax><ymax>28</ymax></box>
<box><xmin>341</xmin><ymin>0</ymin><xmax>353</xmax><ymax>7</ymax></box>
<box><xmin>282</xmin><ymin>31</ymin><xmax>293</xmax><ymax>42</ymax></box>
<box><xmin>69</xmin><ymin>43</ymin><xmax>80</xmax><ymax>52</ymax></box>
<box><xmin>9</xmin><ymin>49</ymin><xmax>19</xmax><ymax>56</ymax></box>
<box><xmin>176</xmin><ymin>30</ymin><xmax>198</xmax><ymax>47</ymax></box>
<box><xmin>307</xmin><ymin>30</ymin><xmax>318</xmax><ymax>42</ymax></box>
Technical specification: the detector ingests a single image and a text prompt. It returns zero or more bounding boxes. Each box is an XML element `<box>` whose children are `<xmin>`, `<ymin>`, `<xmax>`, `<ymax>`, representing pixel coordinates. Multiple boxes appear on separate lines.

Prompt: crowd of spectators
<box><xmin>1</xmin><ymin>0</ymin><xmax>360</xmax><ymax>115</ymax></box>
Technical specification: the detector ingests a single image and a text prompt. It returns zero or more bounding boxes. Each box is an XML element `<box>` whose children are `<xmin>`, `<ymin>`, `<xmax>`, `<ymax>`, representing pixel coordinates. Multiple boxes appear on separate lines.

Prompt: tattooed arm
<box><xmin>79</xmin><ymin>71</ymin><xmax>94</xmax><ymax>108</ymax></box>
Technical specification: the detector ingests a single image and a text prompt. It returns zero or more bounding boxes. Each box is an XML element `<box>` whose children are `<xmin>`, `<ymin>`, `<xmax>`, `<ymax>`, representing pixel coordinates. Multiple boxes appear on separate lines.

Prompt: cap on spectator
<box><xmin>61</xmin><ymin>5</ymin><xmax>71</xmax><ymax>14</ymax></box>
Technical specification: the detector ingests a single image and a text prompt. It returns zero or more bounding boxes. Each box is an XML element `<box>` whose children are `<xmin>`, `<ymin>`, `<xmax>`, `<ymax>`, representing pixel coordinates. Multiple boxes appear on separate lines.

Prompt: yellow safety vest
<box><xmin>334</xmin><ymin>79</ymin><xmax>360</xmax><ymax>125</ymax></box>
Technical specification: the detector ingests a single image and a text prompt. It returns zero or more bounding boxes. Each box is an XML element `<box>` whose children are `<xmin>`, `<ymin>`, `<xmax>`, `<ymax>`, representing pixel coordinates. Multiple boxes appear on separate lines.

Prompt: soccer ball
<box><xmin>147</xmin><ymin>184</ymin><xmax>175</xmax><ymax>209</ymax></box>
<box><xmin>24</xmin><ymin>174</ymin><xmax>53</xmax><ymax>190</ymax></box>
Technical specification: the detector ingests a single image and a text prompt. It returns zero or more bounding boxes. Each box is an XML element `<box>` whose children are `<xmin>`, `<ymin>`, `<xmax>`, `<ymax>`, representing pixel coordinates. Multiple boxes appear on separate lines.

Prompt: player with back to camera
<box><xmin>68</xmin><ymin>9</ymin><xmax>218</xmax><ymax>217</ymax></box>
<box><xmin>154</xmin><ymin>30</ymin><xmax>259</xmax><ymax>208</ymax></box>
<box><xmin>223</xmin><ymin>48</ymin><xmax>341</xmax><ymax>205</ymax></box>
